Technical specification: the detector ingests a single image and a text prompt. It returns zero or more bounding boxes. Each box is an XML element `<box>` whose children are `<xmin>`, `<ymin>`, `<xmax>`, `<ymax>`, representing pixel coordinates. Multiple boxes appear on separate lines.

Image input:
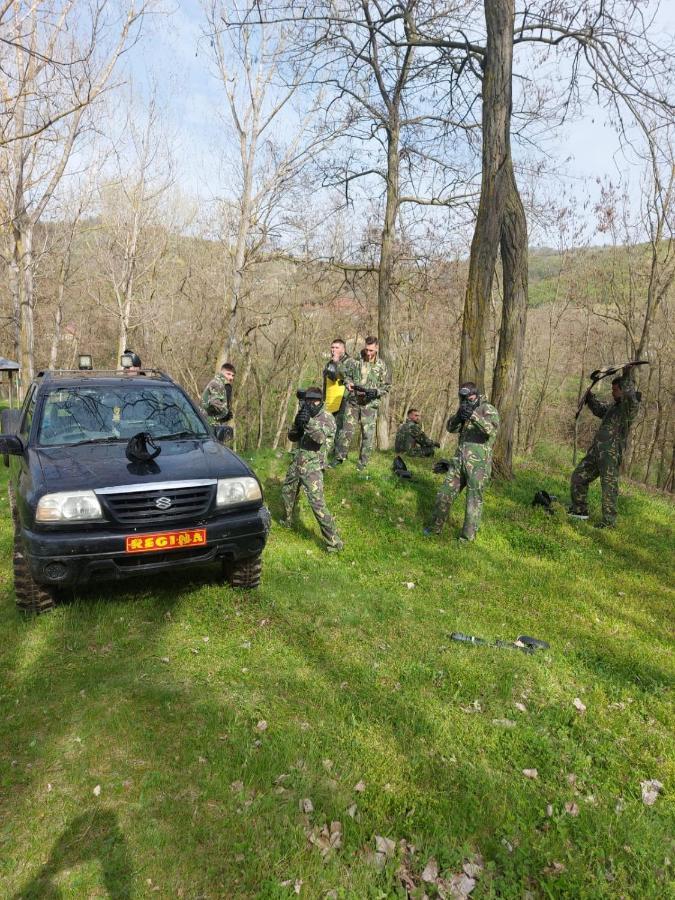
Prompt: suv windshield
<box><xmin>37</xmin><ymin>385</ymin><xmax>209</xmax><ymax>447</ymax></box>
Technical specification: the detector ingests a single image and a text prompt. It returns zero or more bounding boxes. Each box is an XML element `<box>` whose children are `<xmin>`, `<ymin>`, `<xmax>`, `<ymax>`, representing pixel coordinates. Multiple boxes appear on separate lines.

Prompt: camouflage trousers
<box><xmin>571</xmin><ymin>447</ymin><xmax>619</xmax><ymax>525</ymax></box>
<box><xmin>281</xmin><ymin>453</ymin><xmax>341</xmax><ymax>547</ymax></box>
<box><xmin>406</xmin><ymin>446</ymin><xmax>435</xmax><ymax>458</ymax></box>
<box><xmin>429</xmin><ymin>451</ymin><xmax>492</xmax><ymax>540</ymax></box>
<box><xmin>334</xmin><ymin>403</ymin><xmax>378</xmax><ymax>465</ymax></box>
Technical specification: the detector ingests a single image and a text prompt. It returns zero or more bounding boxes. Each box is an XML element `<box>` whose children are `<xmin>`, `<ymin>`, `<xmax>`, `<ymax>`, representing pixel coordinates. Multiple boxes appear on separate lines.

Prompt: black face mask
<box><xmin>459</xmin><ymin>393</ymin><xmax>479</xmax><ymax>414</ymax></box>
<box><xmin>308</xmin><ymin>401</ymin><xmax>322</xmax><ymax>418</ymax></box>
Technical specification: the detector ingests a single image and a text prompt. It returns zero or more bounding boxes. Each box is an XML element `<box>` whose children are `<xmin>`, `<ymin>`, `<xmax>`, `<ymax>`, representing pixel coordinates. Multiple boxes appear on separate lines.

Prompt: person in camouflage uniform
<box><xmin>281</xmin><ymin>386</ymin><xmax>343</xmax><ymax>551</ymax></box>
<box><xmin>331</xmin><ymin>336</ymin><xmax>391</xmax><ymax>471</ymax></box>
<box><xmin>395</xmin><ymin>409</ymin><xmax>440</xmax><ymax>457</ymax></box>
<box><xmin>202</xmin><ymin>363</ymin><xmax>235</xmax><ymax>440</ymax></box>
<box><xmin>569</xmin><ymin>367</ymin><xmax>640</xmax><ymax>527</ymax></box>
<box><xmin>425</xmin><ymin>382</ymin><xmax>500</xmax><ymax>542</ymax></box>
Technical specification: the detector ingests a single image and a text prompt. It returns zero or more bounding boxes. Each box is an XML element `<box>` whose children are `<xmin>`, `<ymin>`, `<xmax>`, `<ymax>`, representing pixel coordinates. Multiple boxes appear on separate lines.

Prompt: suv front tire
<box><xmin>224</xmin><ymin>552</ymin><xmax>262</xmax><ymax>589</ymax></box>
<box><xmin>13</xmin><ymin>533</ymin><xmax>58</xmax><ymax>614</ymax></box>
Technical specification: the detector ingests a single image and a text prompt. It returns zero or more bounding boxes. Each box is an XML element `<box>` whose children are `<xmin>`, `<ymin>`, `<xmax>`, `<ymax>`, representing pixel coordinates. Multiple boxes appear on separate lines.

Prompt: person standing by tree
<box><xmin>425</xmin><ymin>383</ymin><xmax>500</xmax><ymax>542</ymax></box>
<box><xmin>331</xmin><ymin>336</ymin><xmax>391</xmax><ymax>471</ymax></box>
<box><xmin>395</xmin><ymin>409</ymin><xmax>440</xmax><ymax>457</ymax></box>
<box><xmin>569</xmin><ymin>368</ymin><xmax>641</xmax><ymax>528</ymax></box>
<box><xmin>202</xmin><ymin>363</ymin><xmax>235</xmax><ymax>439</ymax></box>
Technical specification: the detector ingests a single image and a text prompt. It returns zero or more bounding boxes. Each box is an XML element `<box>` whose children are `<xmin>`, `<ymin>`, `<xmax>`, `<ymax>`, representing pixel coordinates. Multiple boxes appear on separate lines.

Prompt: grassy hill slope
<box><xmin>0</xmin><ymin>449</ymin><xmax>673</xmax><ymax>898</ymax></box>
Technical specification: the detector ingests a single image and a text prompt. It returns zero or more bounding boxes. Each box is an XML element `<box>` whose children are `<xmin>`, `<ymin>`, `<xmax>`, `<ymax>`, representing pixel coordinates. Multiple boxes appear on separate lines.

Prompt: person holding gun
<box><xmin>330</xmin><ymin>336</ymin><xmax>391</xmax><ymax>472</ymax></box>
<box><xmin>395</xmin><ymin>408</ymin><xmax>440</xmax><ymax>457</ymax></box>
<box><xmin>569</xmin><ymin>366</ymin><xmax>641</xmax><ymax>528</ymax></box>
<box><xmin>281</xmin><ymin>387</ymin><xmax>343</xmax><ymax>552</ymax></box>
<box><xmin>424</xmin><ymin>382</ymin><xmax>500</xmax><ymax>542</ymax></box>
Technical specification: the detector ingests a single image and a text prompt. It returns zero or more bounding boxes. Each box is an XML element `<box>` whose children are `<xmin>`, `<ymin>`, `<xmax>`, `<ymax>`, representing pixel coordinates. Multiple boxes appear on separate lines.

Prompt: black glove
<box><xmin>433</xmin><ymin>441</ymin><xmax>441</xmax><ymax>449</ymax></box>
<box><xmin>364</xmin><ymin>388</ymin><xmax>378</xmax><ymax>403</ymax></box>
<box><xmin>433</xmin><ymin>459</ymin><xmax>451</xmax><ymax>474</ymax></box>
<box><xmin>458</xmin><ymin>400</ymin><xmax>477</xmax><ymax>422</ymax></box>
<box><xmin>223</xmin><ymin>410</ymin><xmax>233</xmax><ymax>422</ymax></box>
<box><xmin>296</xmin><ymin>404</ymin><xmax>312</xmax><ymax>428</ymax></box>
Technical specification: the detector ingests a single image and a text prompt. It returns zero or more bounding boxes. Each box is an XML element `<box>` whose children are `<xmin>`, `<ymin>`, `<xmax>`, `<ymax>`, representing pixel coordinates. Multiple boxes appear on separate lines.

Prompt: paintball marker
<box><xmin>575</xmin><ymin>359</ymin><xmax>648</xmax><ymax>419</ymax></box>
<box><xmin>350</xmin><ymin>383</ymin><xmax>379</xmax><ymax>404</ymax></box>
<box><xmin>288</xmin><ymin>387</ymin><xmax>323</xmax><ymax>442</ymax></box>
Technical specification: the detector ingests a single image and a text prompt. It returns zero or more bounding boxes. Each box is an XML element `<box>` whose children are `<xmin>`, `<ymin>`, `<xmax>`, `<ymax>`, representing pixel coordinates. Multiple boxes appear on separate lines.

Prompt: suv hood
<box><xmin>36</xmin><ymin>439</ymin><xmax>253</xmax><ymax>493</ymax></box>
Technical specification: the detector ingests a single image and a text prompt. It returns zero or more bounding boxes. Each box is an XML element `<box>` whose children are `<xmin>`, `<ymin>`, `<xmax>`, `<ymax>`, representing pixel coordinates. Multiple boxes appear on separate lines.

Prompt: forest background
<box><xmin>1</xmin><ymin>0</ymin><xmax>673</xmax><ymax>490</ymax></box>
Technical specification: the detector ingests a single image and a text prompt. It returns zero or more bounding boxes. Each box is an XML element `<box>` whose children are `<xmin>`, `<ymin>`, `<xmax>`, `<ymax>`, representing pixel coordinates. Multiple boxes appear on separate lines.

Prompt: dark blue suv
<box><xmin>0</xmin><ymin>369</ymin><xmax>270</xmax><ymax>612</ymax></box>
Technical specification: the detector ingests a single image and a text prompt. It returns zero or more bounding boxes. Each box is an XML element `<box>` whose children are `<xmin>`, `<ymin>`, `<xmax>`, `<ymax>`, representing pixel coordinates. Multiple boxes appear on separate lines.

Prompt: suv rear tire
<box><xmin>13</xmin><ymin>533</ymin><xmax>58</xmax><ymax>614</ymax></box>
<box><xmin>224</xmin><ymin>553</ymin><xmax>262</xmax><ymax>589</ymax></box>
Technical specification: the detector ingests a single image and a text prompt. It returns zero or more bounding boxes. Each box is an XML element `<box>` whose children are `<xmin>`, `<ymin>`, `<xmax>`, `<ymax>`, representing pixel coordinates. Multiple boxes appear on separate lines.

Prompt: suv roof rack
<box><xmin>36</xmin><ymin>369</ymin><xmax>171</xmax><ymax>380</ymax></box>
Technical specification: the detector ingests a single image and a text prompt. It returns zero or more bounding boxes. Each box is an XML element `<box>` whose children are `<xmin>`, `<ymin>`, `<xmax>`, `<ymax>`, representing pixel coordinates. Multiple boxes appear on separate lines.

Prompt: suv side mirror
<box><xmin>1</xmin><ymin>409</ymin><xmax>24</xmax><ymax>465</ymax></box>
<box><xmin>214</xmin><ymin>425</ymin><xmax>234</xmax><ymax>444</ymax></box>
<box><xmin>0</xmin><ymin>435</ymin><xmax>24</xmax><ymax>456</ymax></box>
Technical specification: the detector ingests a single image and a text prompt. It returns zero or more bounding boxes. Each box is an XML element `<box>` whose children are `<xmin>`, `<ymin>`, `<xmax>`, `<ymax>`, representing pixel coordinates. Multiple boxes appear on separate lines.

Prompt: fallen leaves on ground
<box><xmin>522</xmin><ymin>768</ymin><xmax>538</xmax><ymax>779</ymax></box>
<box><xmin>306</xmin><ymin>821</ymin><xmax>342</xmax><ymax>857</ymax></box>
<box><xmin>564</xmin><ymin>802</ymin><xmax>580</xmax><ymax>816</ymax></box>
<box><xmin>255</xmin><ymin>720</ymin><xmax>268</xmax><ymax>732</ymax></box>
<box><xmin>354</xmin><ymin>780</ymin><xmax>366</xmax><ymax>793</ymax></box>
<box><xmin>542</xmin><ymin>861</ymin><xmax>566</xmax><ymax>876</ymax></box>
<box><xmin>640</xmin><ymin>779</ymin><xmax>663</xmax><ymax>806</ymax></box>
<box><xmin>573</xmin><ymin>698</ymin><xmax>587</xmax><ymax>713</ymax></box>
<box><xmin>299</xmin><ymin>798</ymin><xmax>314</xmax><ymax>814</ymax></box>
<box><xmin>421</xmin><ymin>858</ymin><xmax>439</xmax><ymax>883</ymax></box>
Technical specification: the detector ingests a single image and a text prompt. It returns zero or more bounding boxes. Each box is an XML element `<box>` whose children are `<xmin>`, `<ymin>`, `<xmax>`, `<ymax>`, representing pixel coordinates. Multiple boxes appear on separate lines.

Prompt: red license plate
<box><xmin>125</xmin><ymin>529</ymin><xmax>207</xmax><ymax>554</ymax></box>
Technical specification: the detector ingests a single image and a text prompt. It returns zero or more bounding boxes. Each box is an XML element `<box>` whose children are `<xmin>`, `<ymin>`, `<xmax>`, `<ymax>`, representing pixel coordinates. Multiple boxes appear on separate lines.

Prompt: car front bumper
<box><xmin>21</xmin><ymin>506</ymin><xmax>271</xmax><ymax>586</ymax></box>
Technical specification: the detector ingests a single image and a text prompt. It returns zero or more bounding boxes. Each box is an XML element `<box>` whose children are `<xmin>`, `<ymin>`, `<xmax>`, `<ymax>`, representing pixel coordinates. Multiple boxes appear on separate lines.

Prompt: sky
<box><xmin>125</xmin><ymin>0</ymin><xmax>675</xmax><ymax>248</ymax></box>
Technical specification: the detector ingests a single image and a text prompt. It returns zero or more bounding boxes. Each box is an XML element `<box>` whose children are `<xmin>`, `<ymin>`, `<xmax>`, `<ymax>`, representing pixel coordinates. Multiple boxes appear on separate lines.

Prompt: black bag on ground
<box><xmin>532</xmin><ymin>489</ymin><xmax>557</xmax><ymax>514</ymax></box>
<box><xmin>432</xmin><ymin>458</ymin><xmax>451</xmax><ymax>474</ymax></box>
<box><xmin>393</xmin><ymin>455</ymin><xmax>413</xmax><ymax>479</ymax></box>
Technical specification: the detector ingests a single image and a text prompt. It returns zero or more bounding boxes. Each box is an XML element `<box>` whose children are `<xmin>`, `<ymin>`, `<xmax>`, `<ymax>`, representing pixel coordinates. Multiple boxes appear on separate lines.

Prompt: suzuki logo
<box><xmin>155</xmin><ymin>496</ymin><xmax>172</xmax><ymax>510</ymax></box>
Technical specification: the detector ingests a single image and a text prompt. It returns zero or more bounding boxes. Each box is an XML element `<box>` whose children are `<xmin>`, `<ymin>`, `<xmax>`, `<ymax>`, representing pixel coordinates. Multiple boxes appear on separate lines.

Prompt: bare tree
<box><xmin>0</xmin><ymin>1</ymin><xmax>151</xmax><ymax>391</ymax></box>
<box><xmin>87</xmin><ymin>90</ymin><xmax>174</xmax><ymax>359</ymax></box>
<box><xmin>203</xmin><ymin>0</ymin><xmax>330</xmax><ymax>368</ymax></box>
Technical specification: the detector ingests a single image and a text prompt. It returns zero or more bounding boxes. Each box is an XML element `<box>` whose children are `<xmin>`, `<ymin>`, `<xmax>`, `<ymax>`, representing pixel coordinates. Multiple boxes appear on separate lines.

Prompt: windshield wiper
<box><xmin>68</xmin><ymin>436</ymin><xmax>124</xmax><ymax>446</ymax></box>
<box><xmin>156</xmin><ymin>430</ymin><xmax>201</xmax><ymax>440</ymax></box>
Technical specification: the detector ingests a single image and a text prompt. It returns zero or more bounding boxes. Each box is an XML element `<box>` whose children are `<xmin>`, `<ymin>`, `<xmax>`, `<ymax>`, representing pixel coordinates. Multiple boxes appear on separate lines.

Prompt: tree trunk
<box><xmin>376</xmin><ymin>124</ymin><xmax>400</xmax><ymax>451</ymax></box>
<box><xmin>17</xmin><ymin>222</ymin><xmax>36</xmax><ymax>386</ymax></box>
<box><xmin>460</xmin><ymin>0</ymin><xmax>527</xmax><ymax>477</ymax></box>
<box><xmin>459</xmin><ymin>0</ymin><xmax>513</xmax><ymax>391</ymax></box>
<box><xmin>492</xmin><ymin>167</ymin><xmax>528</xmax><ymax>476</ymax></box>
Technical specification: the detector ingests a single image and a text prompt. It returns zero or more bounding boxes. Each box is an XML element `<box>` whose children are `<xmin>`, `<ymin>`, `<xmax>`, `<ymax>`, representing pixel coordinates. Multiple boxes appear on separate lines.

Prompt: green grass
<box><xmin>0</xmin><ymin>450</ymin><xmax>673</xmax><ymax>898</ymax></box>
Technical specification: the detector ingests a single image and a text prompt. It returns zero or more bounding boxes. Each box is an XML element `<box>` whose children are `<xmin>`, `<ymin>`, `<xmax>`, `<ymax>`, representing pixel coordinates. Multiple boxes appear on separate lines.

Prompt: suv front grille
<box><xmin>101</xmin><ymin>484</ymin><xmax>215</xmax><ymax>525</ymax></box>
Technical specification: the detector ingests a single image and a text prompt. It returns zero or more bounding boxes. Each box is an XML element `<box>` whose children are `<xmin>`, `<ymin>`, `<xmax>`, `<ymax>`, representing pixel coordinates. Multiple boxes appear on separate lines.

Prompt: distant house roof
<box><xmin>0</xmin><ymin>358</ymin><xmax>19</xmax><ymax>371</ymax></box>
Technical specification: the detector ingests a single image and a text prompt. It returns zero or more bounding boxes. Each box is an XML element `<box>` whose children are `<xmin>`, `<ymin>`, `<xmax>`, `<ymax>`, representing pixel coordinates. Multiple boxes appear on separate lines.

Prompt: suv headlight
<box><xmin>36</xmin><ymin>490</ymin><xmax>104</xmax><ymax>523</ymax></box>
<box><xmin>216</xmin><ymin>477</ymin><xmax>261</xmax><ymax>507</ymax></box>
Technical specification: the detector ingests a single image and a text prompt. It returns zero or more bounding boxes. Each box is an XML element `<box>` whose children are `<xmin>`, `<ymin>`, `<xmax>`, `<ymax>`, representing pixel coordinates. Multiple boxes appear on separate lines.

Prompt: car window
<box><xmin>37</xmin><ymin>385</ymin><xmax>209</xmax><ymax>446</ymax></box>
<box><xmin>19</xmin><ymin>386</ymin><xmax>37</xmax><ymax>438</ymax></box>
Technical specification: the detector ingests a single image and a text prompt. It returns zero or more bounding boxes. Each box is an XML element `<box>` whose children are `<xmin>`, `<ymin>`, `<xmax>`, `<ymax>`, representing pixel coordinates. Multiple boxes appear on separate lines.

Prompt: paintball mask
<box><xmin>458</xmin><ymin>386</ymin><xmax>479</xmax><ymax>421</ymax></box>
<box><xmin>125</xmin><ymin>431</ymin><xmax>161</xmax><ymax>463</ymax></box>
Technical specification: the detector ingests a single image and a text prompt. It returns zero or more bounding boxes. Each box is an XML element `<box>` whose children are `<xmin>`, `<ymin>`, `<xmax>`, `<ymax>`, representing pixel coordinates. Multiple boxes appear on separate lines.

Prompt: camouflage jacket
<box><xmin>295</xmin><ymin>407</ymin><xmax>336</xmax><ymax>470</ymax></box>
<box><xmin>341</xmin><ymin>352</ymin><xmax>391</xmax><ymax>409</ymax></box>
<box><xmin>587</xmin><ymin>370</ymin><xmax>640</xmax><ymax>459</ymax></box>
<box><xmin>395</xmin><ymin>419</ymin><xmax>436</xmax><ymax>453</ymax></box>
<box><xmin>447</xmin><ymin>396</ymin><xmax>500</xmax><ymax>458</ymax></box>
<box><xmin>202</xmin><ymin>373</ymin><xmax>232</xmax><ymax>423</ymax></box>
